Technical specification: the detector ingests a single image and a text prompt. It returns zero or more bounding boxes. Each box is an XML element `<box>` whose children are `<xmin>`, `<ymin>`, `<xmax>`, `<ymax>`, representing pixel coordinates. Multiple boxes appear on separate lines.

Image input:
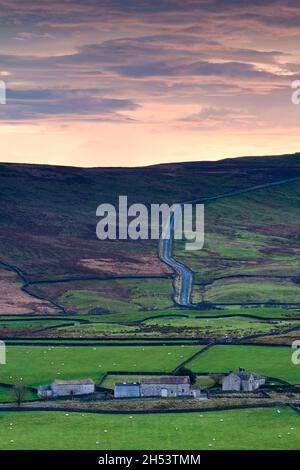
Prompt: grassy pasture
<box><xmin>141</xmin><ymin>316</ymin><xmax>298</xmax><ymax>338</ymax></box>
<box><xmin>0</xmin><ymin>407</ymin><xmax>299</xmax><ymax>449</ymax></box>
<box><xmin>174</xmin><ymin>180</ymin><xmax>300</xmax><ymax>305</ymax></box>
<box><xmin>1</xmin><ymin>306</ymin><xmax>298</xmax><ymax>340</ymax></box>
<box><xmin>3</xmin><ymin>314</ymin><xmax>294</xmax><ymax>340</ymax></box>
<box><xmin>0</xmin><ymin>386</ymin><xmax>36</xmax><ymax>403</ymax></box>
<box><xmin>1</xmin><ymin>345</ymin><xmax>200</xmax><ymax>387</ymax></box>
<box><xmin>204</xmin><ymin>279</ymin><xmax>300</xmax><ymax>304</ymax></box>
<box><xmin>2</xmin><ymin>306</ymin><xmax>296</xmax><ymax>323</ymax></box>
<box><xmin>188</xmin><ymin>345</ymin><xmax>300</xmax><ymax>384</ymax></box>
<box><xmin>31</xmin><ymin>278</ymin><xmax>174</xmax><ymax>315</ymax></box>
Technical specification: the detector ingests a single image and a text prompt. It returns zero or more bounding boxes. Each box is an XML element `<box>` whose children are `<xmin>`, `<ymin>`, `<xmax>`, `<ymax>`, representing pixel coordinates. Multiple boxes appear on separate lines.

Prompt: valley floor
<box><xmin>0</xmin><ymin>407</ymin><xmax>299</xmax><ymax>450</ymax></box>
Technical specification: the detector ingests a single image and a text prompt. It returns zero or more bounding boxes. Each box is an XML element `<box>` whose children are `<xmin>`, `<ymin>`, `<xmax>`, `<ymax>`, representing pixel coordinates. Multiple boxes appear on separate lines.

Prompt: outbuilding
<box><xmin>114</xmin><ymin>376</ymin><xmax>192</xmax><ymax>398</ymax></box>
<box><xmin>38</xmin><ymin>379</ymin><xmax>95</xmax><ymax>398</ymax></box>
<box><xmin>114</xmin><ymin>382</ymin><xmax>140</xmax><ymax>398</ymax></box>
<box><xmin>140</xmin><ymin>376</ymin><xmax>191</xmax><ymax>397</ymax></box>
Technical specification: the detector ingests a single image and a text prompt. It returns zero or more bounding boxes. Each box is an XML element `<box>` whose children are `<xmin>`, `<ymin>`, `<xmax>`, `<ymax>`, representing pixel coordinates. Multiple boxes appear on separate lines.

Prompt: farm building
<box><xmin>222</xmin><ymin>368</ymin><xmax>266</xmax><ymax>392</ymax></box>
<box><xmin>38</xmin><ymin>379</ymin><xmax>95</xmax><ymax>398</ymax></box>
<box><xmin>140</xmin><ymin>376</ymin><xmax>191</xmax><ymax>397</ymax></box>
<box><xmin>114</xmin><ymin>382</ymin><xmax>140</xmax><ymax>398</ymax></box>
<box><xmin>114</xmin><ymin>376</ymin><xmax>200</xmax><ymax>398</ymax></box>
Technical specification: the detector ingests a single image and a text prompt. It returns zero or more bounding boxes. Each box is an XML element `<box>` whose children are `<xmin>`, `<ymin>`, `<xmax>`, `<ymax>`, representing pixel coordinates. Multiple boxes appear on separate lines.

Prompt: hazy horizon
<box><xmin>2</xmin><ymin>150</ymin><xmax>300</xmax><ymax>169</ymax></box>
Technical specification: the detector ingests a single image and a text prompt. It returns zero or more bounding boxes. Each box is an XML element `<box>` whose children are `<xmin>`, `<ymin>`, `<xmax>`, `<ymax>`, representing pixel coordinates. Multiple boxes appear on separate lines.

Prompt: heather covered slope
<box><xmin>1</xmin><ymin>153</ymin><xmax>300</xmax><ymax>314</ymax></box>
<box><xmin>174</xmin><ymin>178</ymin><xmax>300</xmax><ymax>305</ymax></box>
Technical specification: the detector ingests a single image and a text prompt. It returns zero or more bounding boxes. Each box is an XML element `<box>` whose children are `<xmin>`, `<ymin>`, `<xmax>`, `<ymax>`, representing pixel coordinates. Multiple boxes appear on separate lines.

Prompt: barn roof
<box><xmin>141</xmin><ymin>376</ymin><xmax>190</xmax><ymax>385</ymax></box>
<box><xmin>53</xmin><ymin>379</ymin><xmax>94</xmax><ymax>385</ymax></box>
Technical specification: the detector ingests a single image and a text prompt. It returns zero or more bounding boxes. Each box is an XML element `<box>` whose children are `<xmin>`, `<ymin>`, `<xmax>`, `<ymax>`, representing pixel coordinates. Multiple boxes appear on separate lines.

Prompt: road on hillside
<box><xmin>160</xmin><ymin>176</ymin><xmax>300</xmax><ymax>306</ymax></box>
<box><xmin>161</xmin><ymin>211</ymin><xmax>192</xmax><ymax>305</ymax></box>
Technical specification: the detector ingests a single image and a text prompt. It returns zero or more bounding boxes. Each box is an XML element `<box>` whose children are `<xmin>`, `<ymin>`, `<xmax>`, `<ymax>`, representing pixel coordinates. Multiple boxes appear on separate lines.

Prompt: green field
<box><xmin>1</xmin><ymin>306</ymin><xmax>298</xmax><ymax>341</ymax></box>
<box><xmin>26</xmin><ymin>278</ymin><xmax>174</xmax><ymax>316</ymax></box>
<box><xmin>0</xmin><ymin>387</ymin><xmax>13</xmax><ymax>402</ymax></box>
<box><xmin>47</xmin><ymin>315</ymin><xmax>297</xmax><ymax>339</ymax></box>
<box><xmin>214</xmin><ymin>306</ymin><xmax>299</xmax><ymax>319</ymax></box>
<box><xmin>0</xmin><ymin>407</ymin><xmax>299</xmax><ymax>449</ymax></box>
<box><xmin>1</xmin><ymin>345</ymin><xmax>200</xmax><ymax>387</ymax></box>
<box><xmin>0</xmin><ymin>386</ymin><xmax>36</xmax><ymax>403</ymax></box>
<box><xmin>188</xmin><ymin>345</ymin><xmax>300</xmax><ymax>383</ymax></box>
<box><xmin>174</xmin><ymin>179</ymin><xmax>300</xmax><ymax>305</ymax></box>
<box><xmin>204</xmin><ymin>279</ymin><xmax>300</xmax><ymax>304</ymax></box>
<box><xmin>141</xmin><ymin>316</ymin><xmax>298</xmax><ymax>338</ymax></box>
<box><xmin>0</xmin><ymin>306</ymin><xmax>297</xmax><ymax>323</ymax></box>
<box><xmin>0</xmin><ymin>319</ymin><xmax>72</xmax><ymax>329</ymax></box>
<box><xmin>4</xmin><ymin>339</ymin><xmax>197</xmax><ymax>346</ymax></box>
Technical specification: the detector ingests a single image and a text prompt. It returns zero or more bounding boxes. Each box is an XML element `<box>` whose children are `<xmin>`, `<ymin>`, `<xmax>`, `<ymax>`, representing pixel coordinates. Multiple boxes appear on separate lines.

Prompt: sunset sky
<box><xmin>0</xmin><ymin>0</ymin><xmax>300</xmax><ymax>167</ymax></box>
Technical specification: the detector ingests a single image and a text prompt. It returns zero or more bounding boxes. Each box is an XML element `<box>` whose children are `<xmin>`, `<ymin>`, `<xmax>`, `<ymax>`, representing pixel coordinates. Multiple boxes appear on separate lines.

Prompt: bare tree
<box><xmin>11</xmin><ymin>383</ymin><xmax>26</xmax><ymax>407</ymax></box>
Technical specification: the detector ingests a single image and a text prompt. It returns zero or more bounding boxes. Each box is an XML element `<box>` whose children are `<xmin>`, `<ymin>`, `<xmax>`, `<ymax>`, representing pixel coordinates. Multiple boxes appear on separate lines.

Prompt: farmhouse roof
<box><xmin>53</xmin><ymin>379</ymin><xmax>94</xmax><ymax>385</ymax></box>
<box><xmin>140</xmin><ymin>376</ymin><xmax>190</xmax><ymax>385</ymax></box>
<box><xmin>225</xmin><ymin>369</ymin><xmax>266</xmax><ymax>382</ymax></box>
<box><xmin>226</xmin><ymin>372</ymin><xmax>241</xmax><ymax>380</ymax></box>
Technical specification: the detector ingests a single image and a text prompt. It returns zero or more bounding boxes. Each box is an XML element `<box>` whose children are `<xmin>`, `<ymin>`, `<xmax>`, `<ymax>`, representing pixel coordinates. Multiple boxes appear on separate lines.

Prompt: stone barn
<box><xmin>113</xmin><ymin>376</ymin><xmax>206</xmax><ymax>399</ymax></box>
<box><xmin>140</xmin><ymin>376</ymin><xmax>191</xmax><ymax>397</ymax></box>
<box><xmin>222</xmin><ymin>369</ymin><xmax>266</xmax><ymax>392</ymax></box>
<box><xmin>38</xmin><ymin>379</ymin><xmax>95</xmax><ymax>398</ymax></box>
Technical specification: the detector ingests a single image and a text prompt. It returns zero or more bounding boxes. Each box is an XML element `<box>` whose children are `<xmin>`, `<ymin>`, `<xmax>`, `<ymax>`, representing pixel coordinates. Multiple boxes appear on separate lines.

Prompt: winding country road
<box><xmin>160</xmin><ymin>176</ymin><xmax>300</xmax><ymax>306</ymax></box>
<box><xmin>161</xmin><ymin>210</ymin><xmax>193</xmax><ymax>305</ymax></box>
